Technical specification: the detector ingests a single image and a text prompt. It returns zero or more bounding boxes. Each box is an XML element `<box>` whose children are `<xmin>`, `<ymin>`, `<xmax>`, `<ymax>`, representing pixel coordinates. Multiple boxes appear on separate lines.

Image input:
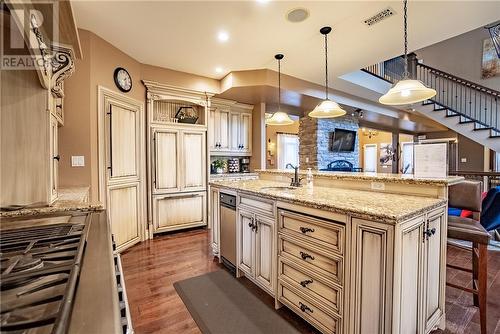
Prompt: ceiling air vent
<box><xmin>363</xmin><ymin>7</ymin><xmax>396</xmax><ymax>27</ymax></box>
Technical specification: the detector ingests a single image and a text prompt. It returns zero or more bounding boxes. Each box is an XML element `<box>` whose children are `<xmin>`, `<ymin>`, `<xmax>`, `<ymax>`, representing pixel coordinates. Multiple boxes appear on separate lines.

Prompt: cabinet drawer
<box><xmin>279</xmin><ymin>236</ymin><xmax>343</xmax><ymax>285</ymax></box>
<box><xmin>278</xmin><ymin>282</ymin><xmax>340</xmax><ymax>334</ymax></box>
<box><xmin>238</xmin><ymin>194</ymin><xmax>275</xmax><ymax>218</ymax></box>
<box><xmin>279</xmin><ymin>210</ymin><xmax>345</xmax><ymax>255</ymax></box>
<box><xmin>153</xmin><ymin>192</ymin><xmax>206</xmax><ymax>232</ymax></box>
<box><xmin>279</xmin><ymin>257</ymin><xmax>342</xmax><ymax>315</ymax></box>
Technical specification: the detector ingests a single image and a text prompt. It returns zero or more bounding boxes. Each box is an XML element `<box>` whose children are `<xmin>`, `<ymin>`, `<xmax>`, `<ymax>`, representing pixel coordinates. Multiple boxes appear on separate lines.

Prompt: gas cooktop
<box><xmin>0</xmin><ymin>222</ymin><xmax>87</xmax><ymax>334</ymax></box>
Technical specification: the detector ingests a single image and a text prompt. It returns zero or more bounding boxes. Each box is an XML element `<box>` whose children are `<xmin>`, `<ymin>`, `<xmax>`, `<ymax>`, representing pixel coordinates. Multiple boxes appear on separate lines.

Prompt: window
<box><xmin>277</xmin><ymin>133</ymin><xmax>299</xmax><ymax>169</ymax></box>
<box><xmin>401</xmin><ymin>142</ymin><xmax>414</xmax><ymax>174</ymax></box>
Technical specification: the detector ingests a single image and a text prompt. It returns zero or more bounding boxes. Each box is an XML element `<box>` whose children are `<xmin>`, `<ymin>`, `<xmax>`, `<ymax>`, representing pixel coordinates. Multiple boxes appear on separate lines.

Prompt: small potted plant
<box><xmin>213</xmin><ymin>160</ymin><xmax>225</xmax><ymax>174</ymax></box>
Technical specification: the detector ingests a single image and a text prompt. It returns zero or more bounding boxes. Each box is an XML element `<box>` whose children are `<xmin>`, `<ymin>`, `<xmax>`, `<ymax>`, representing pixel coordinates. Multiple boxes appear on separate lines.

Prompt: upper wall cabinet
<box><xmin>210</xmin><ymin>98</ymin><xmax>253</xmax><ymax>156</ymax></box>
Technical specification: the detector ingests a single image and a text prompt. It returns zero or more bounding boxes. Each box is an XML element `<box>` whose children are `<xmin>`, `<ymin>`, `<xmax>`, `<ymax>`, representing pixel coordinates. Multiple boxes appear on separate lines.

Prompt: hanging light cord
<box><xmin>324</xmin><ymin>32</ymin><xmax>329</xmax><ymax>100</ymax></box>
<box><xmin>278</xmin><ymin>58</ymin><xmax>281</xmax><ymax>111</ymax></box>
<box><xmin>403</xmin><ymin>0</ymin><xmax>409</xmax><ymax>78</ymax></box>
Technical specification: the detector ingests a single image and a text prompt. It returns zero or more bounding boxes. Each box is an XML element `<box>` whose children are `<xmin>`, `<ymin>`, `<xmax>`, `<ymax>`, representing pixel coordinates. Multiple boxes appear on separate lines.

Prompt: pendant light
<box><xmin>266</xmin><ymin>54</ymin><xmax>294</xmax><ymax>126</ymax></box>
<box><xmin>309</xmin><ymin>26</ymin><xmax>346</xmax><ymax>118</ymax></box>
<box><xmin>379</xmin><ymin>0</ymin><xmax>436</xmax><ymax>105</ymax></box>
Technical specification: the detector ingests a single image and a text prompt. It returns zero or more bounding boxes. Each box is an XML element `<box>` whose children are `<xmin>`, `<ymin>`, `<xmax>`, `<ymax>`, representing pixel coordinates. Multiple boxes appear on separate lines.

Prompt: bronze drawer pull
<box><xmin>299</xmin><ymin>227</ymin><xmax>315</xmax><ymax>234</ymax></box>
<box><xmin>300</xmin><ymin>251</ymin><xmax>315</xmax><ymax>261</ymax></box>
<box><xmin>300</xmin><ymin>279</ymin><xmax>313</xmax><ymax>287</ymax></box>
<box><xmin>299</xmin><ymin>302</ymin><xmax>313</xmax><ymax>313</ymax></box>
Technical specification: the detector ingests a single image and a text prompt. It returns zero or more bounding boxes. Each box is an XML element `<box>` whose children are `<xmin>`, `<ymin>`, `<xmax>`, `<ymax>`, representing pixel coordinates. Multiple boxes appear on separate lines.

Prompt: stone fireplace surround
<box><xmin>299</xmin><ymin>114</ymin><xmax>360</xmax><ymax>170</ymax></box>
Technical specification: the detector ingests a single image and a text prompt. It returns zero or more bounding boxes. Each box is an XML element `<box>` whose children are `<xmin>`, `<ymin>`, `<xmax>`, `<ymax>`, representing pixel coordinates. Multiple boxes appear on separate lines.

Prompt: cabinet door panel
<box><xmin>238</xmin><ymin>210</ymin><xmax>254</xmax><ymax>276</ymax></box>
<box><xmin>400</xmin><ymin>223</ymin><xmax>424</xmax><ymax>334</ymax></box>
<box><xmin>154</xmin><ymin>192</ymin><xmax>206</xmax><ymax>232</ymax></box>
<box><xmin>229</xmin><ymin>112</ymin><xmax>240</xmax><ymax>151</ymax></box>
<box><xmin>108</xmin><ymin>183</ymin><xmax>141</xmax><ymax>251</ymax></box>
<box><xmin>351</xmin><ymin>219</ymin><xmax>393</xmax><ymax>334</ymax></box>
<box><xmin>210</xmin><ymin>187</ymin><xmax>220</xmax><ymax>256</ymax></box>
<box><xmin>49</xmin><ymin>115</ymin><xmax>58</xmax><ymax>202</ymax></box>
<box><xmin>218</xmin><ymin>109</ymin><xmax>230</xmax><ymax>150</ymax></box>
<box><xmin>208</xmin><ymin>108</ymin><xmax>216</xmax><ymax>150</ymax></box>
<box><xmin>425</xmin><ymin>212</ymin><xmax>445</xmax><ymax>331</ymax></box>
<box><xmin>154</xmin><ymin>130</ymin><xmax>180</xmax><ymax>193</ymax></box>
<box><xmin>109</xmin><ymin>105</ymin><xmax>137</xmax><ymax>178</ymax></box>
<box><xmin>239</xmin><ymin>112</ymin><xmax>252</xmax><ymax>153</ymax></box>
<box><xmin>255</xmin><ymin>215</ymin><xmax>274</xmax><ymax>294</ymax></box>
<box><xmin>182</xmin><ymin>131</ymin><xmax>206</xmax><ymax>191</ymax></box>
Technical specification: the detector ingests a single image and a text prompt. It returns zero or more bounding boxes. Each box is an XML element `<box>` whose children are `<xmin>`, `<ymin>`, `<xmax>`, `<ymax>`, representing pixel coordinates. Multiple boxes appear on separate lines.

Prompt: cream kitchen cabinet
<box><xmin>210</xmin><ymin>186</ymin><xmax>220</xmax><ymax>256</ymax></box>
<box><xmin>209</xmin><ymin>107</ymin><xmax>230</xmax><ymax>152</ymax></box>
<box><xmin>236</xmin><ymin>195</ymin><xmax>276</xmax><ymax>296</ymax></box>
<box><xmin>152</xmin><ymin>127</ymin><xmax>206</xmax><ymax>194</ymax></box>
<box><xmin>210</xmin><ymin>99</ymin><xmax>253</xmax><ymax>156</ymax></box>
<box><xmin>153</xmin><ymin>192</ymin><xmax>206</xmax><ymax>233</ymax></box>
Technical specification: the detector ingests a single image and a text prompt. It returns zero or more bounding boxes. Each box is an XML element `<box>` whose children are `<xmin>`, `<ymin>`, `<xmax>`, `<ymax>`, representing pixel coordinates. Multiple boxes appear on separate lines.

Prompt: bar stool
<box><xmin>447</xmin><ymin>180</ymin><xmax>490</xmax><ymax>334</ymax></box>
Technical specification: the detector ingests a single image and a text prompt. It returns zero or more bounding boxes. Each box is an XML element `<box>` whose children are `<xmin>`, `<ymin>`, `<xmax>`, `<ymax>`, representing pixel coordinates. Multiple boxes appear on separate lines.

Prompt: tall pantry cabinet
<box><xmin>143</xmin><ymin>81</ymin><xmax>215</xmax><ymax>236</ymax></box>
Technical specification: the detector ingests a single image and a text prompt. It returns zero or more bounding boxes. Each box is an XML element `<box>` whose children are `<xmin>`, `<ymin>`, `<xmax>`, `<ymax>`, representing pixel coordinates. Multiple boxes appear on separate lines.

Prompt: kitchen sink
<box><xmin>260</xmin><ymin>186</ymin><xmax>297</xmax><ymax>191</ymax></box>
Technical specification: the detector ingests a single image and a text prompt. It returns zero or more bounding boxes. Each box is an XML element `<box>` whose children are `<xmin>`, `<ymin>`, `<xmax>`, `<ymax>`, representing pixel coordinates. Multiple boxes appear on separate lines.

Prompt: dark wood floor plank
<box><xmin>121</xmin><ymin>228</ymin><xmax>500</xmax><ymax>334</ymax></box>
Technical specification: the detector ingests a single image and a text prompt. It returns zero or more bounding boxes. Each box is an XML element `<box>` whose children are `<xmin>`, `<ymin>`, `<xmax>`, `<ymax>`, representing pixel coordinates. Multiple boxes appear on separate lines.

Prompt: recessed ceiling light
<box><xmin>215</xmin><ymin>67</ymin><xmax>223</xmax><ymax>74</ymax></box>
<box><xmin>217</xmin><ymin>31</ymin><xmax>229</xmax><ymax>42</ymax></box>
<box><xmin>286</xmin><ymin>8</ymin><xmax>310</xmax><ymax>23</ymax></box>
<box><xmin>256</xmin><ymin>0</ymin><xmax>270</xmax><ymax>4</ymax></box>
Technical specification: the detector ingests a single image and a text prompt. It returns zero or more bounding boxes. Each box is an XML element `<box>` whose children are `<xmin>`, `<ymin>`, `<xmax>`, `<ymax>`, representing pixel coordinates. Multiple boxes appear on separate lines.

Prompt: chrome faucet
<box><xmin>286</xmin><ymin>164</ymin><xmax>303</xmax><ymax>187</ymax></box>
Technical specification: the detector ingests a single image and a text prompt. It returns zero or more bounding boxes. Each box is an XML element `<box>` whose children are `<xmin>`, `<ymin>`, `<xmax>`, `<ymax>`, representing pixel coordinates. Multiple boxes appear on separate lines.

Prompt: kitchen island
<box><xmin>209</xmin><ymin>172</ymin><xmax>462</xmax><ymax>334</ymax></box>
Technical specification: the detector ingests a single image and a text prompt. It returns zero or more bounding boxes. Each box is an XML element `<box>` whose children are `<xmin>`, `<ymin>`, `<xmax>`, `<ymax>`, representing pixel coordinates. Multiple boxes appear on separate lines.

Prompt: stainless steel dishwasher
<box><xmin>219</xmin><ymin>193</ymin><xmax>236</xmax><ymax>273</ymax></box>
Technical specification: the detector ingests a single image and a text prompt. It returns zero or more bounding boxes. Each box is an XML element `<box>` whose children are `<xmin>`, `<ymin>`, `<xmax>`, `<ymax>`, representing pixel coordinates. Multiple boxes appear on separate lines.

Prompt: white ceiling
<box><xmin>73</xmin><ymin>0</ymin><xmax>500</xmax><ymax>86</ymax></box>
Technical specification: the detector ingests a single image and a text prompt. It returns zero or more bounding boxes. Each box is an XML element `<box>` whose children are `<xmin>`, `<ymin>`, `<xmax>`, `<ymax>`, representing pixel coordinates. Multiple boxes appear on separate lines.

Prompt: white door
<box><xmin>101</xmin><ymin>89</ymin><xmax>144</xmax><ymax>252</ymax></box>
<box><xmin>255</xmin><ymin>214</ymin><xmax>275</xmax><ymax>294</ymax></box>
<box><xmin>238</xmin><ymin>209</ymin><xmax>255</xmax><ymax>276</ymax></box>
<box><xmin>153</xmin><ymin>129</ymin><xmax>180</xmax><ymax>193</ymax></box>
<box><xmin>401</xmin><ymin>142</ymin><xmax>414</xmax><ymax>174</ymax></box>
<box><xmin>363</xmin><ymin>144</ymin><xmax>377</xmax><ymax>172</ymax></box>
<box><xmin>181</xmin><ymin>130</ymin><xmax>206</xmax><ymax>192</ymax></box>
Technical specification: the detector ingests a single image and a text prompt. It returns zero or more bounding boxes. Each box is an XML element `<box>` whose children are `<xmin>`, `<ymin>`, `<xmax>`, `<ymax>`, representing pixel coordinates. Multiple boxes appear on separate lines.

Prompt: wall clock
<box><xmin>113</xmin><ymin>67</ymin><xmax>132</xmax><ymax>92</ymax></box>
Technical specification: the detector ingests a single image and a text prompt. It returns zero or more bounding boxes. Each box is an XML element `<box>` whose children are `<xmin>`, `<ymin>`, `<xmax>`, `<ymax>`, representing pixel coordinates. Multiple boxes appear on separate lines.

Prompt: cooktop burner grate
<box><xmin>0</xmin><ymin>222</ymin><xmax>87</xmax><ymax>334</ymax></box>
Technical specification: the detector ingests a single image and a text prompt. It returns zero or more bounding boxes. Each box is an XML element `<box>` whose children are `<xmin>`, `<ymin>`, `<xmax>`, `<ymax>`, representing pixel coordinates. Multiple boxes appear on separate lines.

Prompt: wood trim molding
<box><xmin>142</xmin><ymin>80</ymin><xmax>215</xmax><ymax>106</ymax></box>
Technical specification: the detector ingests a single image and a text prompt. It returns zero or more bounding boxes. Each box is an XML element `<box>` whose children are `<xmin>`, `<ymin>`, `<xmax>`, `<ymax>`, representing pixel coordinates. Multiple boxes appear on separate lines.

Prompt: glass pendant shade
<box><xmin>379</xmin><ymin>79</ymin><xmax>437</xmax><ymax>105</ymax></box>
<box><xmin>266</xmin><ymin>111</ymin><xmax>294</xmax><ymax>125</ymax></box>
<box><xmin>308</xmin><ymin>99</ymin><xmax>346</xmax><ymax>118</ymax></box>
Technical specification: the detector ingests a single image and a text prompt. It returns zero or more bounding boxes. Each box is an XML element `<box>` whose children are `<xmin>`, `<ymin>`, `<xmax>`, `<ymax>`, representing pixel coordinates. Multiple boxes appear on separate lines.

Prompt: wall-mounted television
<box><xmin>329</xmin><ymin>128</ymin><xmax>357</xmax><ymax>152</ymax></box>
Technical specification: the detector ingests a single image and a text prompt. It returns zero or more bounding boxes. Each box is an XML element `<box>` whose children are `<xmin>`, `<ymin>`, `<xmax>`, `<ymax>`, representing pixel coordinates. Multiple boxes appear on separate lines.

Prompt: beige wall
<box><xmin>266</xmin><ymin>121</ymin><xmax>300</xmax><ymax>169</ymax></box>
<box><xmin>61</xmin><ymin>29</ymin><xmax>222</xmax><ymax>200</ymax></box>
<box><xmin>416</xmin><ymin>26</ymin><xmax>500</xmax><ymax>91</ymax></box>
<box><xmin>358</xmin><ymin>129</ymin><xmax>413</xmax><ymax>173</ymax></box>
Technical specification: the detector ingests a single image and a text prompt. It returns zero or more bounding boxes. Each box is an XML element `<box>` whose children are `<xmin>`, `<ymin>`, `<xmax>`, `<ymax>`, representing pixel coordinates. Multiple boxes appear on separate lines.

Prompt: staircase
<box><xmin>363</xmin><ymin>54</ymin><xmax>500</xmax><ymax>152</ymax></box>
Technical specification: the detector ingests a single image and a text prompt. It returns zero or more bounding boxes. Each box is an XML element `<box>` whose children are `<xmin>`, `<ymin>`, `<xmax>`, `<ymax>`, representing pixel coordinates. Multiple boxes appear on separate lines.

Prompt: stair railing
<box><xmin>363</xmin><ymin>54</ymin><xmax>500</xmax><ymax>132</ymax></box>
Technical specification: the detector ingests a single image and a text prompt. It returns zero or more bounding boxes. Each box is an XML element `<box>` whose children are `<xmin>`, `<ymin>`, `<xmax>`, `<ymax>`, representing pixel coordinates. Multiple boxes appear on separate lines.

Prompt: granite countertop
<box><xmin>0</xmin><ymin>186</ymin><xmax>103</xmax><ymax>218</ymax></box>
<box><xmin>210</xmin><ymin>172</ymin><xmax>259</xmax><ymax>179</ymax></box>
<box><xmin>210</xmin><ymin>179</ymin><xmax>447</xmax><ymax>223</ymax></box>
<box><xmin>257</xmin><ymin>169</ymin><xmax>464</xmax><ymax>186</ymax></box>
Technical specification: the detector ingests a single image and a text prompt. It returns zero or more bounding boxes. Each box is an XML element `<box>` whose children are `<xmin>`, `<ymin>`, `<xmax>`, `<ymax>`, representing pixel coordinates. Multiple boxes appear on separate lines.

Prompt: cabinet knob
<box><xmin>299</xmin><ymin>302</ymin><xmax>313</xmax><ymax>313</ymax></box>
<box><xmin>299</xmin><ymin>279</ymin><xmax>313</xmax><ymax>287</ymax></box>
<box><xmin>299</xmin><ymin>227</ymin><xmax>315</xmax><ymax>234</ymax></box>
<box><xmin>299</xmin><ymin>251</ymin><xmax>315</xmax><ymax>261</ymax></box>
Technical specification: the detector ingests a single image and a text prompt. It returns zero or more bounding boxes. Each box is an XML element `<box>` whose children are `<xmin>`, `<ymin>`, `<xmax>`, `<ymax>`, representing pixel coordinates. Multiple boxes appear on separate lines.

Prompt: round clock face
<box><xmin>114</xmin><ymin>67</ymin><xmax>132</xmax><ymax>92</ymax></box>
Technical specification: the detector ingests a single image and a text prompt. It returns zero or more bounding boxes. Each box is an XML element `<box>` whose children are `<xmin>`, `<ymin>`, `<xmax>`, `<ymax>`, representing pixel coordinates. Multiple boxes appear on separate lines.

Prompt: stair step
<box><xmin>473</xmin><ymin>127</ymin><xmax>493</xmax><ymax>131</ymax></box>
<box><xmin>434</xmin><ymin>107</ymin><xmax>447</xmax><ymax>111</ymax></box>
<box><xmin>445</xmin><ymin>113</ymin><xmax>460</xmax><ymax>118</ymax></box>
<box><xmin>422</xmin><ymin>100</ymin><xmax>434</xmax><ymax>106</ymax></box>
<box><xmin>459</xmin><ymin>120</ymin><xmax>475</xmax><ymax>124</ymax></box>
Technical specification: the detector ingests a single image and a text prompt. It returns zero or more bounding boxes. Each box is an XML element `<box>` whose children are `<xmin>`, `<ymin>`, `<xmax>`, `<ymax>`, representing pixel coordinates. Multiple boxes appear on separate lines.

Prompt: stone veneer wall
<box><xmin>299</xmin><ymin>115</ymin><xmax>360</xmax><ymax>170</ymax></box>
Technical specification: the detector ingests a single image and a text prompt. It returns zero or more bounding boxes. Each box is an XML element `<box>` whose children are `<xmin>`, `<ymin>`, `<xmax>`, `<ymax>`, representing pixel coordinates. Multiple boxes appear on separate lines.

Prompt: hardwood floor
<box><xmin>121</xmin><ymin>228</ymin><xmax>500</xmax><ymax>334</ymax></box>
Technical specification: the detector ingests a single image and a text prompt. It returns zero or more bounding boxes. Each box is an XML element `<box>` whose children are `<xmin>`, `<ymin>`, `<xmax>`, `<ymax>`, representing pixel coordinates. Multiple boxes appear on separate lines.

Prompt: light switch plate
<box><xmin>71</xmin><ymin>156</ymin><xmax>85</xmax><ymax>167</ymax></box>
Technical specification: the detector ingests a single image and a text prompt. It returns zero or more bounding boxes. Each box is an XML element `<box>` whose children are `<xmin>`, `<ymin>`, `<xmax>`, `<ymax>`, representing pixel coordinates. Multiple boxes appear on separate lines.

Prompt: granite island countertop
<box><xmin>210</xmin><ymin>179</ymin><xmax>447</xmax><ymax>223</ymax></box>
<box><xmin>0</xmin><ymin>186</ymin><xmax>103</xmax><ymax>218</ymax></box>
<box><xmin>257</xmin><ymin>169</ymin><xmax>464</xmax><ymax>186</ymax></box>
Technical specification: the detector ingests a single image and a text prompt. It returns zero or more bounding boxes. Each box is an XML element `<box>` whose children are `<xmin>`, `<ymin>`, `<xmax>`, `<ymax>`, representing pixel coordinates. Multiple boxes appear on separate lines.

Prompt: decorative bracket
<box><xmin>50</xmin><ymin>43</ymin><xmax>75</xmax><ymax>98</ymax></box>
